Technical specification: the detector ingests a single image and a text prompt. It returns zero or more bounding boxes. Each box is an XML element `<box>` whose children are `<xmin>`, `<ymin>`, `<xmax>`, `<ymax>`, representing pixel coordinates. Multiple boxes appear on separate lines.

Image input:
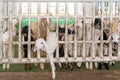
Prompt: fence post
<box><xmin>0</xmin><ymin>1</ymin><xmax>3</xmax><ymax>59</ymax></box>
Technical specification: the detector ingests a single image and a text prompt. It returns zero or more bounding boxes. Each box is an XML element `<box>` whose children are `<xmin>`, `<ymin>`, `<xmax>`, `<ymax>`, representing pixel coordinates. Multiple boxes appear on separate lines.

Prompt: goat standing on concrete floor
<box><xmin>23</xmin><ymin>18</ymin><xmax>48</xmax><ymax>70</ymax></box>
<box><xmin>76</xmin><ymin>19</ymin><xmax>83</xmax><ymax>68</ymax></box>
<box><xmin>85</xmin><ymin>22</ymin><xmax>93</xmax><ymax>70</ymax></box>
<box><xmin>34</xmin><ymin>32</ymin><xmax>58</xmax><ymax>79</ymax></box>
<box><xmin>21</xmin><ymin>26</ymin><xmax>34</xmax><ymax>70</ymax></box>
<box><xmin>94</xmin><ymin>18</ymin><xmax>109</xmax><ymax>70</ymax></box>
<box><xmin>2</xmin><ymin>26</ymin><xmax>18</xmax><ymax>70</ymax></box>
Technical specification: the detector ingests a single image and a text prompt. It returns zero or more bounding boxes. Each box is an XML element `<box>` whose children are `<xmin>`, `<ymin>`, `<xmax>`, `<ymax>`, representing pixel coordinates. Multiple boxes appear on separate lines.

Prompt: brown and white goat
<box><xmin>32</xmin><ymin>18</ymin><xmax>48</xmax><ymax>70</ymax></box>
<box><xmin>22</xmin><ymin>18</ymin><xmax>48</xmax><ymax>70</ymax></box>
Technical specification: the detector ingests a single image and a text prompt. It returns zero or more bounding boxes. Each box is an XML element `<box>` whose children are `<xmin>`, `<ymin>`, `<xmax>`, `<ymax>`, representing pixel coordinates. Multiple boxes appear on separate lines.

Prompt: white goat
<box><xmin>76</xmin><ymin>19</ymin><xmax>83</xmax><ymax>68</ymax></box>
<box><xmin>2</xmin><ymin>27</ymin><xmax>17</xmax><ymax>70</ymax></box>
<box><xmin>67</xmin><ymin>23</ymin><xmax>75</xmax><ymax>57</ymax></box>
<box><xmin>34</xmin><ymin>32</ymin><xmax>58</xmax><ymax>79</ymax></box>
<box><xmin>85</xmin><ymin>22</ymin><xmax>93</xmax><ymax>70</ymax></box>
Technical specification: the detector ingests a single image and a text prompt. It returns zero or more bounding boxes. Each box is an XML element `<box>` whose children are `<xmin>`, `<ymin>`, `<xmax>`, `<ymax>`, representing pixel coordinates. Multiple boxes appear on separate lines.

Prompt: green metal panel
<box><xmin>15</xmin><ymin>18</ymin><xmax>74</xmax><ymax>30</ymax></box>
<box><xmin>15</xmin><ymin>18</ymin><xmax>37</xmax><ymax>30</ymax></box>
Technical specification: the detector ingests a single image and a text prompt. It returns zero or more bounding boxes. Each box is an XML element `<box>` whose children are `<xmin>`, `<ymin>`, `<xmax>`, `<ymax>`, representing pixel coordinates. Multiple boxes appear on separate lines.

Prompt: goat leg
<box><xmin>49</xmin><ymin>54</ymin><xmax>56</xmax><ymax>79</ymax></box>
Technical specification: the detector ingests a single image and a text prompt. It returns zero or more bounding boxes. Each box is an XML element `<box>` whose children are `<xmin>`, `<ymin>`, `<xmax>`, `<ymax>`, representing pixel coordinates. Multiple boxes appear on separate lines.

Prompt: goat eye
<box><xmin>41</xmin><ymin>42</ymin><xmax>43</xmax><ymax>44</ymax></box>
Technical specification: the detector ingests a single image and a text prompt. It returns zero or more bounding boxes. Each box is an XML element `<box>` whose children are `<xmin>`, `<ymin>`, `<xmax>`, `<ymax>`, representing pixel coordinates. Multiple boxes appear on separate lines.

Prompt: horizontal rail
<box><xmin>0</xmin><ymin>56</ymin><xmax>118</xmax><ymax>64</ymax></box>
<box><xmin>1</xmin><ymin>16</ymin><xmax>120</xmax><ymax>19</ymax></box>
<box><xmin>0</xmin><ymin>0</ymin><xmax>120</xmax><ymax>65</ymax></box>
<box><xmin>3</xmin><ymin>40</ymin><xmax>108</xmax><ymax>45</ymax></box>
<box><xmin>2</xmin><ymin>0</ymin><xmax>118</xmax><ymax>2</ymax></box>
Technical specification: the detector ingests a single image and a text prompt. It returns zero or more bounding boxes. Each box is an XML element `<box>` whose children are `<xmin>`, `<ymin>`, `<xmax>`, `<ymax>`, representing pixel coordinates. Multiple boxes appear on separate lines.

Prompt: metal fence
<box><xmin>0</xmin><ymin>0</ymin><xmax>120</xmax><ymax>64</ymax></box>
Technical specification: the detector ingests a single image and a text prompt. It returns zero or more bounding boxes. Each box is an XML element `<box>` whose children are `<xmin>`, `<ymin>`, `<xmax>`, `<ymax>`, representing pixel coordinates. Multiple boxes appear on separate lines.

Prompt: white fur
<box><xmin>107</xmin><ymin>21</ymin><xmax>120</xmax><ymax>43</ymax></box>
<box><xmin>116</xmin><ymin>22</ymin><xmax>120</xmax><ymax>33</ymax></box>
<box><xmin>67</xmin><ymin>23</ymin><xmax>75</xmax><ymax>57</ymax></box>
<box><xmin>94</xmin><ymin>29</ymin><xmax>101</xmax><ymax>68</ymax></box>
<box><xmin>34</xmin><ymin>32</ymin><xmax>58</xmax><ymax>79</ymax></box>
<box><xmin>2</xmin><ymin>28</ymin><xmax>17</xmax><ymax>70</ymax></box>
<box><xmin>106</xmin><ymin>22</ymin><xmax>120</xmax><ymax>65</ymax></box>
<box><xmin>85</xmin><ymin>23</ymin><xmax>93</xmax><ymax>70</ymax></box>
<box><xmin>76</xmin><ymin>19</ymin><xmax>83</xmax><ymax>68</ymax></box>
<box><xmin>107</xmin><ymin>32</ymin><xmax>120</xmax><ymax>43</ymax></box>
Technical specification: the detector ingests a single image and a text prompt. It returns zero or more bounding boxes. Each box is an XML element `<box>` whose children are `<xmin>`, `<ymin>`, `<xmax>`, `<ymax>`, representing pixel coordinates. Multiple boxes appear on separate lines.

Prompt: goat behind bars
<box><xmin>21</xmin><ymin>18</ymin><xmax>48</xmax><ymax>70</ymax></box>
<box><xmin>85</xmin><ymin>21</ymin><xmax>93</xmax><ymax>70</ymax></box>
<box><xmin>94</xmin><ymin>18</ymin><xmax>109</xmax><ymax>70</ymax></box>
<box><xmin>107</xmin><ymin>20</ymin><xmax>120</xmax><ymax>63</ymax></box>
<box><xmin>2</xmin><ymin>26</ymin><xmax>18</xmax><ymax>70</ymax></box>
<box><xmin>76</xmin><ymin>19</ymin><xmax>83</xmax><ymax>68</ymax></box>
<box><xmin>34</xmin><ymin>32</ymin><xmax>58</xmax><ymax>79</ymax></box>
<box><xmin>31</xmin><ymin>18</ymin><xmax>48</xmax><ymax>70</ymax></box>
<box><xmin>22</xmin><ymin>25</ymin><xmax>34</xmax><ymax>70</ymax></box>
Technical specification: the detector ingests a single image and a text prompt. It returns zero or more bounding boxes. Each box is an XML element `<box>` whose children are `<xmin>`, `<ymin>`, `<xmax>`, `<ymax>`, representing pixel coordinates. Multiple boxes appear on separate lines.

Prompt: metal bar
<box><xmin>82</xmin><ymin>1</ymin><xmax>86</xmax><ymax>58</ymax></box>
<box><xmin>18</xmin><ymin>0</ymin><xmax>22</xmax><ymax>59</ymax></box>
<box><xmin>0</xmin><ymin>1</ymin><xmax>3</xmax><ymax>59</ymax></box>
<box><xmin>2</xmin><ymin>0</ymin><xmax>120</xmax><ymax>2</ymax></box>
<box><xmin>2</xmin><ymin>15</ymin><xmax>120</xmax><ymax>19</ymax></box>
<box><xmin>28</xmin><ymin>2</ymin><xmax>31</xmax><ymax>59</ymax></box>
<box><xmin>65</xmin><ymin>2</ymin><xmax>68</xmax><ymax>59</ymax></box>
<box><xmin>109</xmin><ymin>1</ymin><xmax>113</xmax><ymax>58</ymax></box>
<box><xmin>11</xmin><ymin>40</ymin><xmax>105</xmax><ymax>44</ymax></box>
<box><xmin>18</xmin><ymin>18</ymin><xmax>22</xmax><ymax>59</ymax></box>
<box><xmin>5</xmin><ymin>1</ymin><xmax>8</xmax><ymax>16</ymax></box>
<box><xmin>0</xmin><ymin>0</ymin><xmax>120</xmax><ymax>64</ymax></box>
<box><xmin>37</xmin><ymin>1</ymin><xmax>40</xmax><ymax>59</ymax></box>
<box><xmin>74</xmin><ymin>2</ymin><xmax>77</xmax><ymax>58</ymax></box>
<box><xmin>92</xmin><ymin>1</ymin><xmax>95</xmax><ymax>58</ymax></box>
<box><xmin>8</xmin><ymin>1</ymin><xmax>13</xmax><ymax>60</ymax></box>
<box><xmin>0</xmin><ymin>56</ymin><xmax>118</xmax><ymax>64</ymax></box>
<box><xmin>47</xmin><ymin>1</ymin><xmax>50</xmax><ymax>32</ymax></box>
<box><xmin>100</xmin><ymin>1</ymin><xmax>104</xmax><ymax>58</ymax></box>
<box><xmin>55</xmin><ymin>2</ymin><xmax>59</xmax><ymax>60</ymax></box>
<box><xmin>0</xmin><ymin>3</ymin><xmax>2</xmax><ymax>17</ymax></box>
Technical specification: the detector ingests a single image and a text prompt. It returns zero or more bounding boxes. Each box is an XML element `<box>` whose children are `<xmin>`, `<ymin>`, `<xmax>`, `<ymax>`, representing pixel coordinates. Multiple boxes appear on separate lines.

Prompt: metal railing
<box><xmin>0</xmin><ymin>0</ymin><xmax>120</xmax><ymax>64</ymax></box>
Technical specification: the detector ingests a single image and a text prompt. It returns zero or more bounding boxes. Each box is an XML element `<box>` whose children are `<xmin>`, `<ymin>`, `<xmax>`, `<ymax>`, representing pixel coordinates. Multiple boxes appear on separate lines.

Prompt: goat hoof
<box><xmin>68</xmin><ymin>66</ymin><xmax>73</xmax><ymax>71</ymax></box>
<box><xmin>98</xmin><ymin>63</ymin><xmax>102</xmax><ymax>70</ymax></box>
<box><xmin>40</xmin><ymin>63</ymin><xmax>44</xmax><ymax>70</ymax></box>
<box><xmin>77</xmin><ymin>66</ymin><xmax>81</xmax><ymax>69</ymax></box>
<box><xmin>34</xmin><ymin>63</ymin><xmax>38</xmax><ymax>67</ymax></box>
<box><xmin>64</xmin><ymin>64</ymin><xmax>68</xmax><ymax>70</ymax></box>
<box><xmin>50</xmin><ymin>78</ymin><xmax>55</xmax><ymax>80</ymax></box>
<box><xmin>70</xmin><ymin>68</ymin><xmax>73</xmax><ymax>71</ymax></box>
<box><xmin>52</xmin><ymin>74</ymin><xmax>56</xmax><ymax>80</ymax></box>
<box><xmin>111</xmin><ymin>63</ymin><xmax>115</xmax><ymax>66</ymax></box>
<box><xmin>28</xmin><ymin>66</ymin><xmax>32</xmax><ymax>70</ymax></box>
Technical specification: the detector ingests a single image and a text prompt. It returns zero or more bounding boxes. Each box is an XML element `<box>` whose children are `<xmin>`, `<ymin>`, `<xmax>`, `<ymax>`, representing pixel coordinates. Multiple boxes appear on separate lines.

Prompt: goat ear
<box><xmin>31</xmin><ymin>30</ymin><xmax>34</xmax><ymax>35</ymax></box>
